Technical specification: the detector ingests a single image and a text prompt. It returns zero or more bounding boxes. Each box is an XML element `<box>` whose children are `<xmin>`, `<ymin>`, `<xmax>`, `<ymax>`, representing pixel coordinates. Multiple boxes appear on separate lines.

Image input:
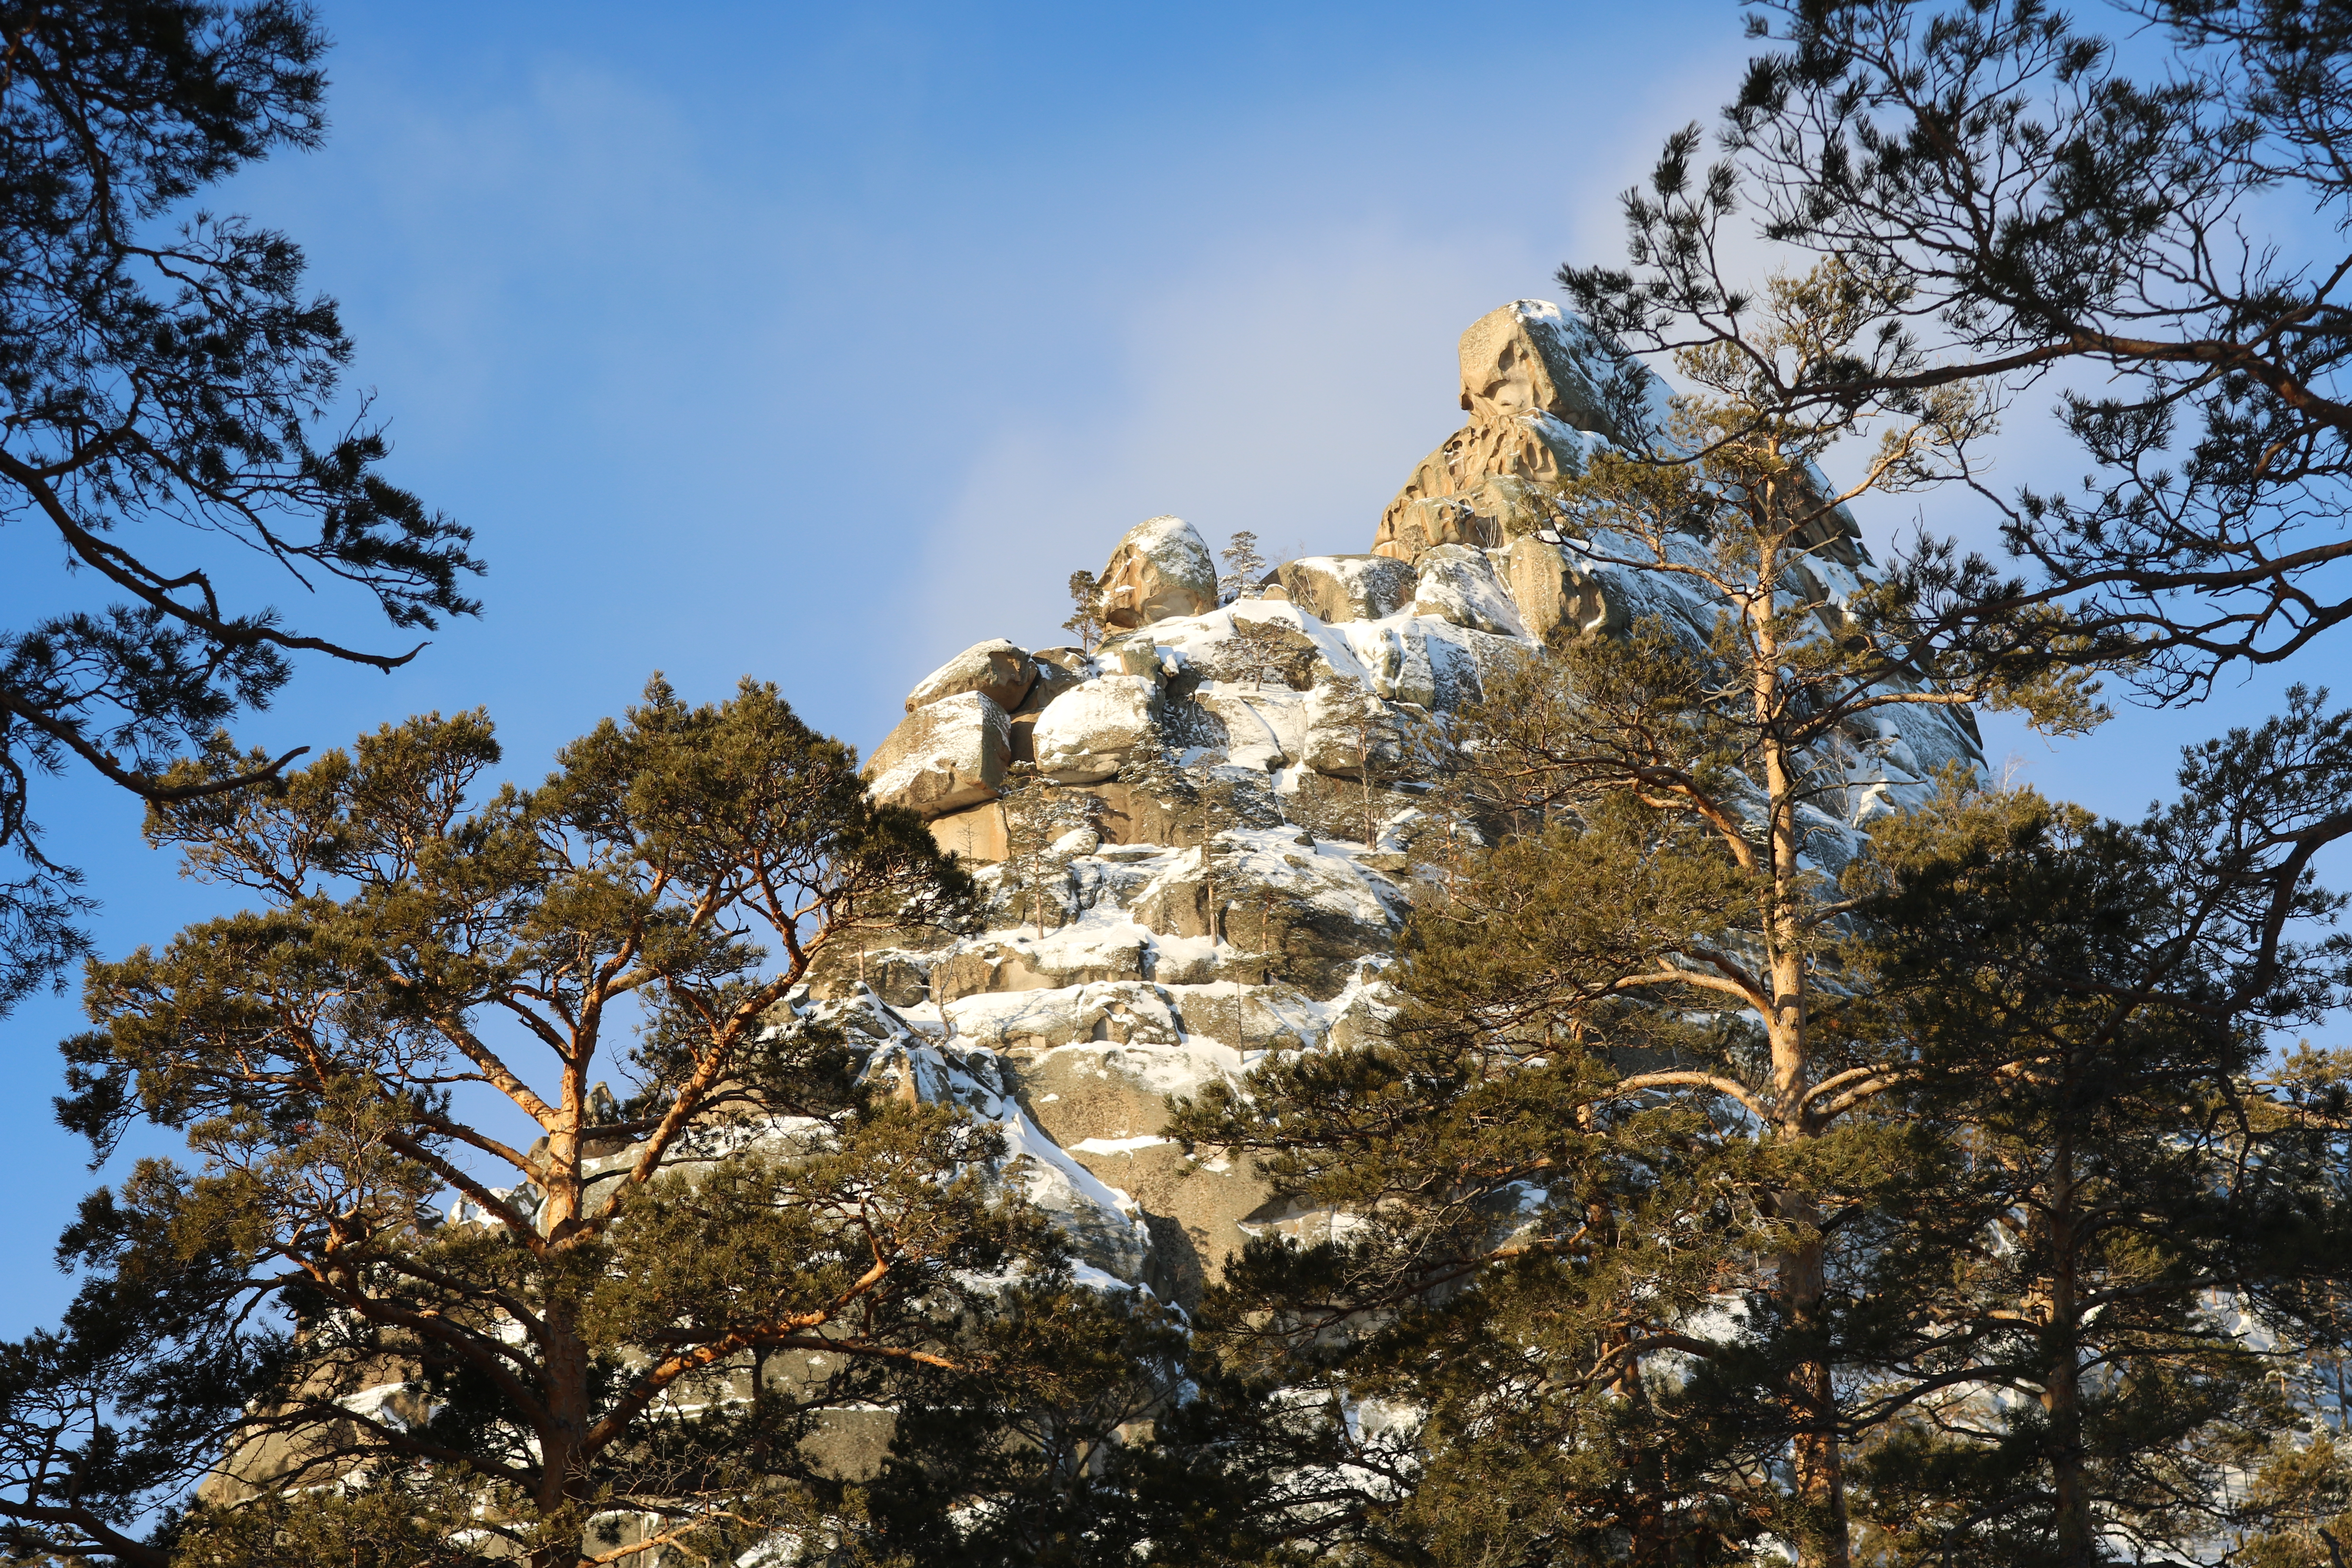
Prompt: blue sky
<box><xmin>0</xmin><ymin>0</ymin><xmax>2335</xmax><ymax>1331</ymax></box>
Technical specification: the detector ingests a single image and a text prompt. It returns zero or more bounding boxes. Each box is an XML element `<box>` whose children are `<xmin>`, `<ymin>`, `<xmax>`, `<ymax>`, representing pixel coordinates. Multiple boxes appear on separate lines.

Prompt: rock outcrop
<box><xmin>211</xmin><ymin>299</ymin><xmax>1999</xmax><ymax>1536</ymax></box>
<box><xmin>1098</xmin><ymin>515</ymin><xmax>1219</xmax><ymax>628</ymax></box>
<box><xmin>1412</xmin><ymin>543</ymin><xmax>1527</xmax><ymax>637</ymax></box>
<box><xmin>1370</xmin><ymin>298</ymin><xmax>1868</xmax><ymax>576</ymax></box>
<box><xmin>1275</xmin><ymin>554</ymin><xmax>1417</xmax><ymax>624</ymax></box>
<box><xmin>1372</xmin><ymin>301</ymin><xmax>1621</xmax><ymax>562</ymax></box>
<box><xmin>828</xmin><ymin>299</ymin><xmax>1985</xmax><ymax>1326</ymax></box>
<box><xmin>906</xmin><ymin>637</ymin><xmax>1036</xmax><ymax>713</ymax></box>
<box><xmin>864</xmin><ymin>690</ymin><xmax>1011</xmax><ymax>817</ymax></box>
<box><xmin>1033</xmin><ymin>673</ymin><xmax>1163</xmax><ymax>783</ymax></box>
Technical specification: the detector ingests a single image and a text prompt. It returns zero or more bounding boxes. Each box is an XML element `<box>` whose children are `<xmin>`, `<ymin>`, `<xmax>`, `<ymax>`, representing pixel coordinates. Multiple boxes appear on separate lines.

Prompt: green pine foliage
<box><xmin>1834</xmin><ymin>713</ymin><xmax>2352</xmax><ymax>1565</ymax></box>
<box><xmin>0</xmin><ymin>680</ymin><xmax>1151</xmax><ymax>1567</ymax></box>
<box><xmin>0</xmin><ymin>2</ymin><xmax>482</xmax><ymax>1017</ymax></box>
<box><xmin>1163</xmin><ymin>264</ymin><xmax>2352</xmax><ymax>1568</ymax></box>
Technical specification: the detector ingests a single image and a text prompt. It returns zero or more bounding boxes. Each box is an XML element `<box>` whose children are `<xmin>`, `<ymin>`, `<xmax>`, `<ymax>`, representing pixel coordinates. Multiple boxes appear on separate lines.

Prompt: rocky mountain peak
<box><xmin>825</xmin><ymin>301</ymin><xmax>1985</xmax><ymax>1348</ymax></box>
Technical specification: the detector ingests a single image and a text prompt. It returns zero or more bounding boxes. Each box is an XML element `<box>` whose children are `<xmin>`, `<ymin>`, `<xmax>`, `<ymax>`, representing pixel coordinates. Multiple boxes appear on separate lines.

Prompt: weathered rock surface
<box><xmin>1458</xmin><ymin>298</ymin><xmax>1622</xmax><ymax>428</ymax></box>
<box><xmin>1385</xmin><ymin>473</ymin><xmax>1570</xmax><ymax>562</ymax></box>
<box><xmin>1503</xmin><ymin>533</ymin><xmax>1625</xmax><ymax>646</ymax></box>
<box><xmin>1412</xmin><ymin>543</ymin><xmax>1526</xmax><ymax>636</ymax></box>
<box><xmin>1032</xmin><ymin>674</ymin><xmax>1163</xmax><ymax>783</ymax></box>
<box><xmin>928</xmin><ymin>799</ymin><xmax>1009</xmax><ymax>862</ymax></box>
<box><xmin>1100</xmin><ymin>515</ymin><xmax>1218</xmax><ymax>628</ymax></box>
<box><xmin>864</xmin><ymin>690</ymin><xmax>1011</xmax><ymax>817</ymax></box>
<box><xmin>906</xmin><ymin>637</ymin><xmax>1036</xmax><ymax>713</ymax></box>
<box><xmin>1374</xmin><ymin>301</ymin><xmax>1622</xmax><ymax>563</ymax></box>
<box><xmin>1276</xmin><ymin>554</ymin><xmax>1417</xmax><ymax>624</ymax></box>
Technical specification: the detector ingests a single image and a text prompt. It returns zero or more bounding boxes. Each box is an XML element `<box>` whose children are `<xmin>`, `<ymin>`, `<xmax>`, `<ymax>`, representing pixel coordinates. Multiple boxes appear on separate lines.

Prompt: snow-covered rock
<box><xmin>1276</xmin><ymin>553</ymin><xmax>1417</xmax><ymax>624</ymax></box>
<box><xmin>1412</xmin><ymin>543</ymin><xmax>1527</xmax><ymax>636</ymax></box>
<box><xmin>905</xmin><ymin>637</ymin><xmax>1036</xmax><ymax>713</ymax></box>
<box><xmin>864</xmin><ymin>690</ymin><xmax>1011</xmax><ymax>817</ymax></box>
<box><xmin>1099</xmin><ymin>515</ymin><xmax>1218</xmax><ymax>629</ymax></box>
<box><xmin>1032</xmin><ymin>675</ymin><xmax>1162</xmax><ymax>783</ymax></box>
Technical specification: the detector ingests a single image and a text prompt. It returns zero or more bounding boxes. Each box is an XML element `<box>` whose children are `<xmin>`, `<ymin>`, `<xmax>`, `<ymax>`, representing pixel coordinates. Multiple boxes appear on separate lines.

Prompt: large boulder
<box><xmin>1031</xmin><ymin>676</ymin><xmax>1163</xmax><ymax>784</ymax></box>
<box><xmin>1301</xmin><ymin>679</ymin><xmax>1438</xmax><ymax>781</ymax></box>
<box><xmin>1276</xmin><ymin>554</ymin><xmax>1416</xmax><ymax>624</ymax></box>
<box><xmin>1412</xmin><ymin>544</ymin><xmax>1526</xmax><ymax>636</ymax></box>
<box><xmin>1099</xmin><ymin>515</ymin><xmax>1218</xmax><ymax>629</ymax></box>
<box><xmin>1502</xmin><ymin>534</ymin><xmax>1624</xmax><ymax>646</ymax></box>
<box><xmin>906</xmin><ymin>638</ymin><xmax>1036</xmax><ymax>713</ymax></box>
<box><xmin>864</xmin><ymin>691</ymin><xmax>1011</xmax><ymax>817</ymax></box>
<box><xmin>1457</xmin><ymin>299</ymin><xmax>1620</xmax><ymax>428</ymax></box>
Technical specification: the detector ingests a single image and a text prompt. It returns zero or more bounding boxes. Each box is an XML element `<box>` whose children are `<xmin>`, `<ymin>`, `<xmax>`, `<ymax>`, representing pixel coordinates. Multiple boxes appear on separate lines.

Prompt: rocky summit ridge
<box><xmin>804</xmin><ymin>299</ymin><xmax>1986</xmax><ymax>1349</ymax></box>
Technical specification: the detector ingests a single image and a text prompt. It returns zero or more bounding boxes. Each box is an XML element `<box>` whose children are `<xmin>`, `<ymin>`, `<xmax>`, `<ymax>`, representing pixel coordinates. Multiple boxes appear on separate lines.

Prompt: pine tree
<box><xmin>1307</xmin><ymin>672</ymin><xmax>1412</xmax><ymax>850</ymax></box>
<box><xmin>1568</xmin><ymin>0</ymin><xmax>2352</xmax><ymax>698</ymax></box>
<box><xmin>1219</xmin><ymin>531</ymin><xmax>1267</xmax><ymax>605</ymax></box>
<box><xmin>1177</xmin><ymin>260</ymin><xmax>2105</xmax><ymax>1568</ymax></box>
<box><xmin>1064</xmin><ymin>570</ymin><xmax>1108</xmax><ymax>653</ymax></box>
<box><xmin>0</xmin><ymin>681</ymin><xmax>1119</xmax><ymax>1566</ymax></box>
<box><xmin>0</xmin><ymin>2</ymin><xmax>480</xmax><ymax>1015</ymax></box>
<box><xmin>1832</xmin><ymin>707</ymin><xmax>2352</xmax><ymax>1566</ymax></box>
<box><xmin>1174</xmin><ymin>699</ymin><xmax>2352</xmax><ymax>1568</ymax></box>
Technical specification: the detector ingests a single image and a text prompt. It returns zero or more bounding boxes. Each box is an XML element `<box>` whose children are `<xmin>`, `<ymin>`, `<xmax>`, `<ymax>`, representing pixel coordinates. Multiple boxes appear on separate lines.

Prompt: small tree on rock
<box><xmin>998</xmin><ymin>769</ymin><xmax>1100</xmax><ymax>938</ymax></box>
<box><xmin>1063</xmin><ymin>571</ymin><xmax>1108</xmax><ymax>653</ymax></box>
<box><xmin>1220</xmin><ymin>532</ymin><xmax>1267</xmax><ymax>605</ymax></box>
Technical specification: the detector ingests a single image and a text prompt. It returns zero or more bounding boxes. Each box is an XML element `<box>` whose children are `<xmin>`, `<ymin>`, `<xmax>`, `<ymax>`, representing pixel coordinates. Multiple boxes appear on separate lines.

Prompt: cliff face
<box><xmin>826</xmin><ymin>299</ymin><xmax>1986</xmax><ymax>1317</ymax></box>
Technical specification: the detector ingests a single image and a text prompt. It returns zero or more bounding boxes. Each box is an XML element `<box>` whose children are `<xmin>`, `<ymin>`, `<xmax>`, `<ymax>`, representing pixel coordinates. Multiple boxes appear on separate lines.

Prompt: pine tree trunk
<box><xmin>2047</xmin><ymin>1139</ymin><xmax>2094</xmax><ymax>1565</ymax></box>
<box><xmin>1782</xmin><ymin>1211</ymin><xmax>1850</xmax><ymax>1568</ymax></box>
<box><xmin>535</xmin><ymin>1301</ymin><xmax>593</xmax><ymax>1565</ymax></box>
<box><xmin>1757</xmin><ymin>546</ymin><xmax>1851</xmax><ymax>1568</ymax></box>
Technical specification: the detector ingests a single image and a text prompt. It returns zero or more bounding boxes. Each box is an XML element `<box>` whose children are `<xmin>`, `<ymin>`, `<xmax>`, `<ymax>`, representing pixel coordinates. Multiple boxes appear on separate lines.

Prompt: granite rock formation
<box><xmin>826</xmin><ymin>301</ymin><xmax>1986</xmax><ymax>1328</ymax></box>
<box><xmin>1097</xmin><ymin>514</ymin><xmax>1220</xmax><ymax>629</ymax></box>
<box><xmin>213</xmin><ymin>302</ymin><xmax>1989</xmax><ymax>1521</ymax></box>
